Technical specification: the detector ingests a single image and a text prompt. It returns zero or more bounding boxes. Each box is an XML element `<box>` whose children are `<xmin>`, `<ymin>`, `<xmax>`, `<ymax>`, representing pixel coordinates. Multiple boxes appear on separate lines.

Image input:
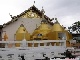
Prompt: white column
<box><xmin>59</xmin><ymin>42</ymin><xmax>61</xmax><ymax>46</ymax></box>
<box><xmin>26</xmin><ymin>42</ymin><xmax>28</xmax><ymax>47</ymax></box>
<box><xmin>32</xmin><ymin>40</ymin><xmax>34</xmax><ymax>47</ymax></box>
<box><xmin>44</xmin><ymin>43</ymin><xmax>47</xmax><ymax>46</ymax></box>
<box><xmin>49</xmin><ymin>43</ymin><xmax>52</xmax><ymax>46</ymax></box>
<box><xmin>21</xmin><ymin>39</ymin><xmax>26</xmax><ymax>47</ymax></box>
<box><xmin>5</xmin><ymin>42</ymin><xmax>8</xmax><ymax>48</ymax></box>
<box><xmin>64</xmin><ymin>40</ymin><xmax>66</xmax><ymax>48</ymax></box>
<box><xmin>54</xmin><ymin>43</ymin><xmax>56</xmax><ymax>46</ymax></box>
<box><xmin>12</xmin><ymin>43</ymin><xmax>15</xmax><ymax>48</ymax></box>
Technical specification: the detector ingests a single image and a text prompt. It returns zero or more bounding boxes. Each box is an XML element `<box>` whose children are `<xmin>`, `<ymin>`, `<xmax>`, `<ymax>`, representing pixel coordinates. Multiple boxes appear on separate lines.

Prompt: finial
<box><xmin>55</xmin><ymin>18</ymin><xmax>59</xmax><ymax>23</ymax></box>
<box><xmin>41</xmin><ymin>6</ymin><xmax>45</xmax><ymax>14</ymax></box>
<box><xmin>42</xmin><ymin>6</ymin><xmax>43</xmax><ymax>9</ymax></box>
<box><xmin>21</xmin><ymin>21</ymin><xmax>27</xmax><ymax>28</ymax></box>
<box><xmin>55</xmin><ymin>18</ymin><xmax>57</xmax><ymax>20</ymax></box>
<box><xmin>20</xmin><ymin>24</ymin><xmax>24</xmax><ymax>27</ymax></box>
<box><xmin>41</xmin><ymin>6</ymin><xmax>45</xmax><ymax>20</ymax></box>
<box><xmin>33</xmin><ymin>1</ymin><xmax>35</xmax><ymax>5</ymax></box>
<box><xmin>21</xmin><ymin>21</ymin><xmax>24</xmax><ymax>25</ymax></box>
<box><xmin>9</xmin><ymin>13</ymin><xmax>13</xmax><ymax>18</ymax></box>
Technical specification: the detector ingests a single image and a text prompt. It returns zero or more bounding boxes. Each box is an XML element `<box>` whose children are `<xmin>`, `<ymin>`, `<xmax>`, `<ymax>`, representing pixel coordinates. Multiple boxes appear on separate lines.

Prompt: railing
<box><xmin>0</xmin><ymin>40</ymin><xmax>66</xmax><ymax>48</ymax></box>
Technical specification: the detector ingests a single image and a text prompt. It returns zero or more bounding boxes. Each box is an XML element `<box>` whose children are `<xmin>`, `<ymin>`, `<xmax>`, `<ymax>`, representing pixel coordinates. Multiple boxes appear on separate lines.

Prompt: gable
<box><xmin>18</xmin><ymin>5</ymin><xmax>42</xmax><ymax>19</ymax></box>
<box><xmin>3</xmin><ymin>5</ymin><xmax>53</xmax><ymax>28</ymax></box>
<box><xmin>21</xmin><ymin>10</ymin><xmax>41</xmax><ymax>18</ymax></box>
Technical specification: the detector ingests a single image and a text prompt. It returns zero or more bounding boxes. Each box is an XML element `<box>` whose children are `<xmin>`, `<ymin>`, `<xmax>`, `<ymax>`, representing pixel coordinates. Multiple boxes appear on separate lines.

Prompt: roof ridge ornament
<box><xmin>20</xmin><ymin>24</ymin><xmax>24</xmax><ymax>27</ymax></box>
<box><xmin>41</xmin><ymin>7</ymin><xmax>47</xmax><ymax>24</ymax></box>
<box><xmin>9</xmin><ymin>13</ymin><xmax>13</xmax><ymax>18</ymax></box>
<box><xmin>33</xmin><ymin>1</ymin><xmax>35</xmax><ymax>6</ymax></box>
<box><xmin>41</xmin><ymin>6</ymin><xmax>45</xmax><ymax>20</ymax></box>
<box><xmin>55</xmin><ymin>18</ymin><xmax>59</xmax><ymax>24</ymax></box>
<box><xmin>41</xmin><ymin>6</ymin><xmax>47</xmax><ymax>24</ymax></box>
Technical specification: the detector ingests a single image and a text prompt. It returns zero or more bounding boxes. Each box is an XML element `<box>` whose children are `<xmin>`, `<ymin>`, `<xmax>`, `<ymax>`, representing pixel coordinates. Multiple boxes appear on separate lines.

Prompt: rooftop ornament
<box><xmin>33</xmin><ymin>1</ymin><xmax>35</xmax><ymax>6</ymax></box>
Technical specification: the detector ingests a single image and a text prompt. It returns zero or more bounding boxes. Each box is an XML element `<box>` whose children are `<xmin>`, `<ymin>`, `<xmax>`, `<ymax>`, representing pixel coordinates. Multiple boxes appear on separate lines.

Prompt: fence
<box><xmin>0</xmin><ymin>40</ymin><xmax>67</xmax><ymax>60</ymax></box>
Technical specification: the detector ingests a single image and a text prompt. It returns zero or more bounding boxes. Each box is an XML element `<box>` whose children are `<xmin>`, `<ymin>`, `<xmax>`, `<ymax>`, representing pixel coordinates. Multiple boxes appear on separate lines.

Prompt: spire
<box><xmin>41</xmin><ymin>6</ymin><xmax>47</xmax><ymax>24</ymax></box>
<box><xmin>20</xmin><ymin>24</ymin><xmax>24</xmax><ymax>27</ymax></box>
<box><xmin>41</xmin><ymin>6</ymin><xmax>45</xmax><ymax>20</ymax></box>
<box><xmin>21</xmin><ymin>21</ymin><xmax>26</xmax><ymax>27</ymax></box>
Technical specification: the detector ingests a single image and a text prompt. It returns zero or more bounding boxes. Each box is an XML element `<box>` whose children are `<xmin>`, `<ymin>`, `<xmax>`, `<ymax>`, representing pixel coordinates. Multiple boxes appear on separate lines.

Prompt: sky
<box><xmin>0</xmin><ymin>0</ymin><xmax>80</xmax><ymax>28</ymax></box>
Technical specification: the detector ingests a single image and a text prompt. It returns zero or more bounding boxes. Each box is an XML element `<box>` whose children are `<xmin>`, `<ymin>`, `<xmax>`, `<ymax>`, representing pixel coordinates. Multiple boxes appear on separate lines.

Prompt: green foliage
<box><xmin>68</xmin><ymin>21</ymin><xmax>80</xmax><ymax>33</ymax></box>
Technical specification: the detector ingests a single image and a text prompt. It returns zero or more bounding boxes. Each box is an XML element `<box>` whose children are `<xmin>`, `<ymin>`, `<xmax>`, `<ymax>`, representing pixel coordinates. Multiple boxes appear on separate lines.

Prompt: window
<box><xmin>58</xmin><ymin>33</ymin><xmax>66</xmax><ymax>40</ymax></box>
<box><xmin>37</xmin><ymin>34</ymin><xmax>42</xmax><ymax>36</ymax></box>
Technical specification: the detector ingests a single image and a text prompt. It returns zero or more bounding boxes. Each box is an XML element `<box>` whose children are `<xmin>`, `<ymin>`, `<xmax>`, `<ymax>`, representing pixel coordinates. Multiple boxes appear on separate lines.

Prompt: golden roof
<box><xmin>38</xmin><ymin>23</ymin><xmax>50</xmax><ymax>30</ymax></box>
<box><xmin>16</xmin><ymin>24</ymin><xmax>28</xmax><ymax>33</ymax></box>
<box><xmin>32</xmin><ymin>23</ymin><xmax>51</xmax><ymax>36</ymax></box>
<box><xmin>52</xmin><ymin>23</ymin><xmax>64</xmax><ymax>32</ymax></box>
<box><xmin>65</xmin><ymin>30</ymin><xmax>72</xmax><ymax>39</ymax></box>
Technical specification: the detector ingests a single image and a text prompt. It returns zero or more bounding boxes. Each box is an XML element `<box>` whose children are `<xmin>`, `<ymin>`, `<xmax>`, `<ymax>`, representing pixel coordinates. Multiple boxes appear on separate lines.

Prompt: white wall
<box><xmin>2</xmin><ymin>18</ymin><xmax>52</xmax><ymax>41</ymax></box>
<box><xmin>2</xmin><ymin>18</ymin><xmax>41</xmax><ymax>41</ymax></box>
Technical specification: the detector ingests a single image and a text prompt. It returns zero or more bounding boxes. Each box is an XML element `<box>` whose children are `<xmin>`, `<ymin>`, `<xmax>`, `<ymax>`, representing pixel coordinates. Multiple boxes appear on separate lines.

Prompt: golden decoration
<box><xmin>4</xmin><ymin>33</ymin><xmax>8</xmax><ymax>41</ymax></box>
<box><xmin>47</xmin><ymin>22</ymin><xmax>72</xmax><ymax>47</ymax></box>
<box><xmin>32</xmin><ymin>22</ymin><xmax>51</xmax><ymax>40</ymax></box>
<box><xmin>15</xmin><ymin>24</ymin><xmax>30</xmax><ymax>47</ymax></box>
<box><xmin>21</xmin><ymin>10</ymin><xmax>40</xmax><ymax>18</ymax></box>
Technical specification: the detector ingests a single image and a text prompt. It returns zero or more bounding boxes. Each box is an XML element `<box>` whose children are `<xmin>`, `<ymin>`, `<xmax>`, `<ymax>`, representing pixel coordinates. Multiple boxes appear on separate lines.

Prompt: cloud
<box><xmin>59</xmin><ymin>14</ymin><xmax>80</xmax><ymax>28</ymax></box>
<box><xmin>44</xmin><ymin>0</ymin><xmax>80</xmax><ymax>28</ymax></box>
<box><xmin>45</xmin><ymin>0</ymin><xmax>80</xmax><ymax>17</ymax></box>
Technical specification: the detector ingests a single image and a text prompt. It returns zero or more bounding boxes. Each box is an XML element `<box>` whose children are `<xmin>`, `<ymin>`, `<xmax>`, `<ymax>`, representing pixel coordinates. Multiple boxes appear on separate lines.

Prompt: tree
<box><xmin>68</xmin><ymin>21</ymin><xmax>80</xmax><ymax>33</ymax></box>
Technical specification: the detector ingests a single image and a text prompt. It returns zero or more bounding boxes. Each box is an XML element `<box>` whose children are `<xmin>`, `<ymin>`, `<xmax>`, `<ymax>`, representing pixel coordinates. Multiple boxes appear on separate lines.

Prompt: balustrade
<box><xmin>0</xmin><ymin>40</ymin><xmax>67</xmax><ymax>60</ymax></box>
<box><xmin>0</xmin><ymin>40</ymin><xmax>66</xmax><ymax>48</ymax></box>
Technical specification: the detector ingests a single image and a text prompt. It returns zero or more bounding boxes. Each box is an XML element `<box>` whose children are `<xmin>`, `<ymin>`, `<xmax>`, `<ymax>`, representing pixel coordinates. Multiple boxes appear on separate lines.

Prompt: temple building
<box><xmin>1</xmin><ymin>5</ymin><xmax>72</xmax><ymax>47</ymax></box>
<box><xmin>2</xmin><ymin>5</ymin><xmax>53</xmax><ymax>41</ymax></box>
